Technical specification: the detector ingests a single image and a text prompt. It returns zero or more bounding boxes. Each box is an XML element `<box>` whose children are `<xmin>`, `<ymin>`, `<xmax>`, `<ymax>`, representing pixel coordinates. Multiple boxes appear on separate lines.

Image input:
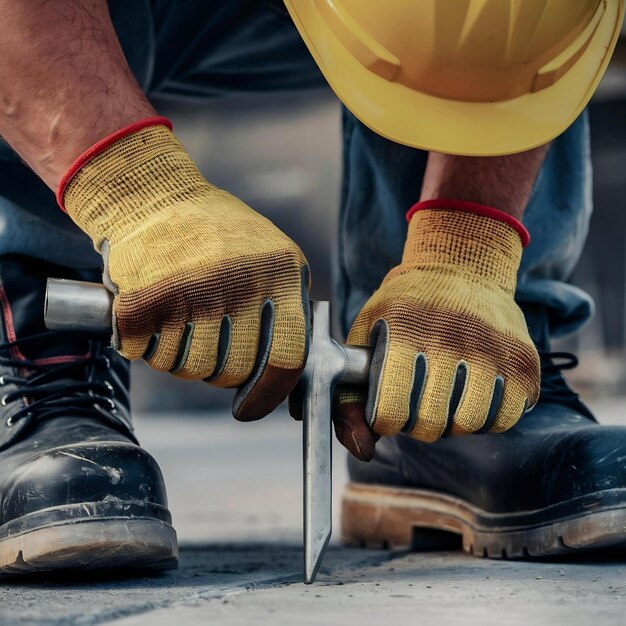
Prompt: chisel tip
<box><xmin>304</xmin><ymin>526</ymin><xmax>331</xmax><ymax>584</ymax></box>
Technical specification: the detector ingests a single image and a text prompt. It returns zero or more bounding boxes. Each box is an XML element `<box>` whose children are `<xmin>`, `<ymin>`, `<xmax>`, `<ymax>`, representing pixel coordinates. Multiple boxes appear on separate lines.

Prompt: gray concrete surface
<box><xmin>1</xmin><ymin>399</ymin><xmax>625</xmax><ymax>625</ymax></box>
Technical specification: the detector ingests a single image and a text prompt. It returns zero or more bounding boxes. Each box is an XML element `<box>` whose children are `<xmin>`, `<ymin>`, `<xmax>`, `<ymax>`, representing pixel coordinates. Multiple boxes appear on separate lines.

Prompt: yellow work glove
<box><xmin>58</xmin><ymin>117</ymin><xmax>310</xmax><ymax>420</ymax></box>
<box><xmin>334</xmin><ymin>201</ymin><xmax>540</xmax><ymax>454</ymax></box>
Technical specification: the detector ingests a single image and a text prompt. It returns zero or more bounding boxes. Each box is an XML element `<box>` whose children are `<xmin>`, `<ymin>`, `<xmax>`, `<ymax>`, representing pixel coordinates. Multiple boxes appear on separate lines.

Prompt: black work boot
<box><xmin>0</xmin><ymin>255</ymin><xmax>177</xmax><ymax>576</ymax></box>
<box><xmin>343</xmin><ymin>302</ymin><xmax>626</xmax><ymax>558</ymax></box>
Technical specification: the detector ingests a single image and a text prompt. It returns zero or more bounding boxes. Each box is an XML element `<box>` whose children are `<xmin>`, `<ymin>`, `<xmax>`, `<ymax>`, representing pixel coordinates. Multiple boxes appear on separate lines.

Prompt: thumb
<box><xmin>333</xmin><ymin>385</ymin><xmax>378</xmax><ymax>461</ymax></box>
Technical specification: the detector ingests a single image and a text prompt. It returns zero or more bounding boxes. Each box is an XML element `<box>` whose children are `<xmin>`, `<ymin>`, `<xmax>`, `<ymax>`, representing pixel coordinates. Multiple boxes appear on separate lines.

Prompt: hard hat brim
<box><xmin>285</xmin><ymin>1</ymin><xmax>624</xmax><ymax>156</ymax></box>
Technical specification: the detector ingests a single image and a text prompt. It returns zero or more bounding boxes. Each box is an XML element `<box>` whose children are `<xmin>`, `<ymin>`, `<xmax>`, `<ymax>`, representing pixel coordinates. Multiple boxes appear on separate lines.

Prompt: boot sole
<box><xmin>342</xmin><ymin>483</ymin><xmax>626</xmax><ymax>558</ymax></box>
<box><xmin>0</xmin><ymin>502</ymin><xmax>178</xmax><ymax>577</ymax></box>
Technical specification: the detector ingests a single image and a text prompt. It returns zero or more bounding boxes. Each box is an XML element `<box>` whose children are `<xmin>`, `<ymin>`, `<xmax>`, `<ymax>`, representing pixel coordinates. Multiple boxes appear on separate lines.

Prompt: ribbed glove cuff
<box><xmin>407</xmin><ymin>199</ymin><xmax>530</xmax><ymax>247</ymax></box>
<box><xmin>57</xmin><ymin>118</ymin><xmax>217</xmax><ymax>250</ymax></box>
<box><xmin>401</xmin><ymin>200</ymin><xmax>526</xmax><ymax>295</ymax></box>
<box><xmin>57</xmin><ymin>116</ymin><xmax>173</xmax><ymax>212</ymax></box>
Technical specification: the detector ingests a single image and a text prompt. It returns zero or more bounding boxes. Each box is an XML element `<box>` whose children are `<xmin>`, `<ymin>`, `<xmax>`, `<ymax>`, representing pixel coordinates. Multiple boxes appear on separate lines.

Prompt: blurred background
<box><xmin>131</xmin><ymin>28</ymin><xmax>626</xmax><ymax>415</ymax></box>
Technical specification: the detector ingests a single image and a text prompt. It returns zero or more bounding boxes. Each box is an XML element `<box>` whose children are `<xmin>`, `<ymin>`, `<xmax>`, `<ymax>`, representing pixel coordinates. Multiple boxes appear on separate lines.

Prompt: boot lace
<box><xmin>538</xmin><ymin>350</ymin><xmax>594</xmax><ymax>419</ymax></box>
<box><xmin>539</xmin><ymin>351</ymin><xmax>578</xmax><ymax>401</ymax></box>
<box><xmin>0</xmin><ymin>331</ymin><xmax>131</xmax><ymax>431</ymax></box>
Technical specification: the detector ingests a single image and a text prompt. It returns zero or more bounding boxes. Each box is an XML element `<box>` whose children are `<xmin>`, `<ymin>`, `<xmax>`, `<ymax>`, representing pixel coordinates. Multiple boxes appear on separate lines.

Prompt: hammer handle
<box><xmin>44</xmin><ymin>278</ymin><xmax>371</xmax><ymax>384</ymax></box>
<box><xmin>45</xmin><ymin>279</ymin><xmax>113</xmax><ymax>334</ymax></box>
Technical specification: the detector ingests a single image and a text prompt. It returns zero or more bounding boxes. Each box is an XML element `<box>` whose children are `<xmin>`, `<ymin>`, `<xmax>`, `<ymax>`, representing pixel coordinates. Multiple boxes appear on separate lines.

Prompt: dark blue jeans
<box><xmin>0</xmin><ymin>0</ymin><xmax>593</xmax><ymax>340</ymax></box>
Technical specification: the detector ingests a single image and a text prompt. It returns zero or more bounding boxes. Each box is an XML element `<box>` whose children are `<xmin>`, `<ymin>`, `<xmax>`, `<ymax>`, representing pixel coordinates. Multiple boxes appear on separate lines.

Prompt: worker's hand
<box><xmin>59</xmin><ymin>118</ymin><xmax>310</xmax><ymax>420</ymax></box>
<box><xmin>333</xmin><ymin>201</ymin><xmax>540</xmax><ymax>457</ymax></box>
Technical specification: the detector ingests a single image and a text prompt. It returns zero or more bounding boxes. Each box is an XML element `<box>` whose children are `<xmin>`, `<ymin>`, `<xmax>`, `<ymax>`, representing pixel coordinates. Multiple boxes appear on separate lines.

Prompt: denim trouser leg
<box><xmin>0</xmin><ymin>0</ymin><xmax>594</xmax><ymax>346</ymax></box>
<box><xmin>337</xmin><ymin>111</ymin><xmax>594</xmax><ymax>341</ymax></box>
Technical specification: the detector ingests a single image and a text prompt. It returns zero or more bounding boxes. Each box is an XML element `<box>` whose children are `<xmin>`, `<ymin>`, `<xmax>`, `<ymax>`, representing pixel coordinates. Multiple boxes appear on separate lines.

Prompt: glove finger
<box><xmin>332</xmin><ymin>385</ymin><xmax>377</xmax><ymax>462</ymax></box>
<box><xmin>405</xmin><ymin>355</ymin><xmax>459</xmax><ymax>443</ymax></box>
<box><xmin>143</xmin><ymin>323</ymin><xmax>186</xmax><ymax>371</ymax></box>
<box><xmin>323</xmin><ymin>311</ymin><xmax>377</xmax><ymax>460</ymax></box>
<box><xmin>169</xmin><ymin>317</ymin><xmax>224</xmax><ymax>380</ymax></box>
<box><xmin>233</xmin><ymin>265</ymin><xmax>310</xmax><ymax>421</ymax></box>
<box><xmin>111</xmin><ymin>296</ymin><xmax>153</xmax><ymax>361</ymax></box>
<box><xmin>489</xmin><ymin>380</ymin><xmax>529</xmax><ymax>433</ymax></box>
<box><xmin>207</xmin><ymin>310</ymin><xmax>260</xmax><ymax>389</ymax></box>
<box><xmin>448</xmin><ymin>362</ymin><xmax>497</xmax><ymax>435</ymax></box>
<box><xmin>365</xmin><ymin>320</ymin><xmax>430</xmax><ymax>438</ymax></box>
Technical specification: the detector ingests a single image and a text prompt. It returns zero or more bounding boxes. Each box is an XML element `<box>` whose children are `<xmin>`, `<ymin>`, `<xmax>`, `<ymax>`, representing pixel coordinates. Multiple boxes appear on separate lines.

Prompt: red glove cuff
<box><xmin>406</xmin><ymin>199</ymin><xmax>530</xmax><ymax>248</ymax></box>
<box><xmin>56</xmin><ymin>116</ymin><xmax>173</xmax><ymax>212</ymax></box>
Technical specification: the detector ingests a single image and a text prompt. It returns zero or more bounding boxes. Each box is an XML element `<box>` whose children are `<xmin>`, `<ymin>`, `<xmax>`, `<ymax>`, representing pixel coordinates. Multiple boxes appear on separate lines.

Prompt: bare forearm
<box><xmin>420</xmin><ymin>146</ymin><xmax>550</xmax><ymax>221</ymax></box>
<box><xmin>0</xmin><ymin>0</ymin><xmax>154</xmax><ymax>189</ymax></box>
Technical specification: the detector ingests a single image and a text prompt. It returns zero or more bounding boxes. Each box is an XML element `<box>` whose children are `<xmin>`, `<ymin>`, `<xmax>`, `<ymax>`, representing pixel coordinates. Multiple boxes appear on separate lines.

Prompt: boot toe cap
<box><xmin>0</xmin><ymin>442</ymin><xmax>168</xmax><ymax>525</ymax></box>
<box><xmin>546</xmin><ymin>426</ymin><xmax>626</xmax><ymax>503</ymax></box>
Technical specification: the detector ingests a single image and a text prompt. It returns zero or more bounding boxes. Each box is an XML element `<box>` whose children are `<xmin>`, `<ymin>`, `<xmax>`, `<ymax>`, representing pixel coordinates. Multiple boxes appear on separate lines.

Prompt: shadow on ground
<box><xmin>0</xmin><ymin>543</ymin><xmax>389</xmax><ymax>626</ymax></box>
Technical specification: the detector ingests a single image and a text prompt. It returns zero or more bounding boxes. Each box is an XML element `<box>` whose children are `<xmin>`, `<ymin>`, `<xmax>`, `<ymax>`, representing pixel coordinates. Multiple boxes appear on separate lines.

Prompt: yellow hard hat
<box><xmin>284</xmin><ymin>0</ymin><xmax>624</xmax><ymax>155</ymax></box>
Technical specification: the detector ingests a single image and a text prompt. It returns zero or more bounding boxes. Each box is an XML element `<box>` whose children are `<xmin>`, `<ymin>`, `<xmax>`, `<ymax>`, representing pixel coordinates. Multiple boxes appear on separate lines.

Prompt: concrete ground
<box><xmin>1</xmin><ymin>399</ymin><xmax>626</xmax><ymax>626</ymax></box>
